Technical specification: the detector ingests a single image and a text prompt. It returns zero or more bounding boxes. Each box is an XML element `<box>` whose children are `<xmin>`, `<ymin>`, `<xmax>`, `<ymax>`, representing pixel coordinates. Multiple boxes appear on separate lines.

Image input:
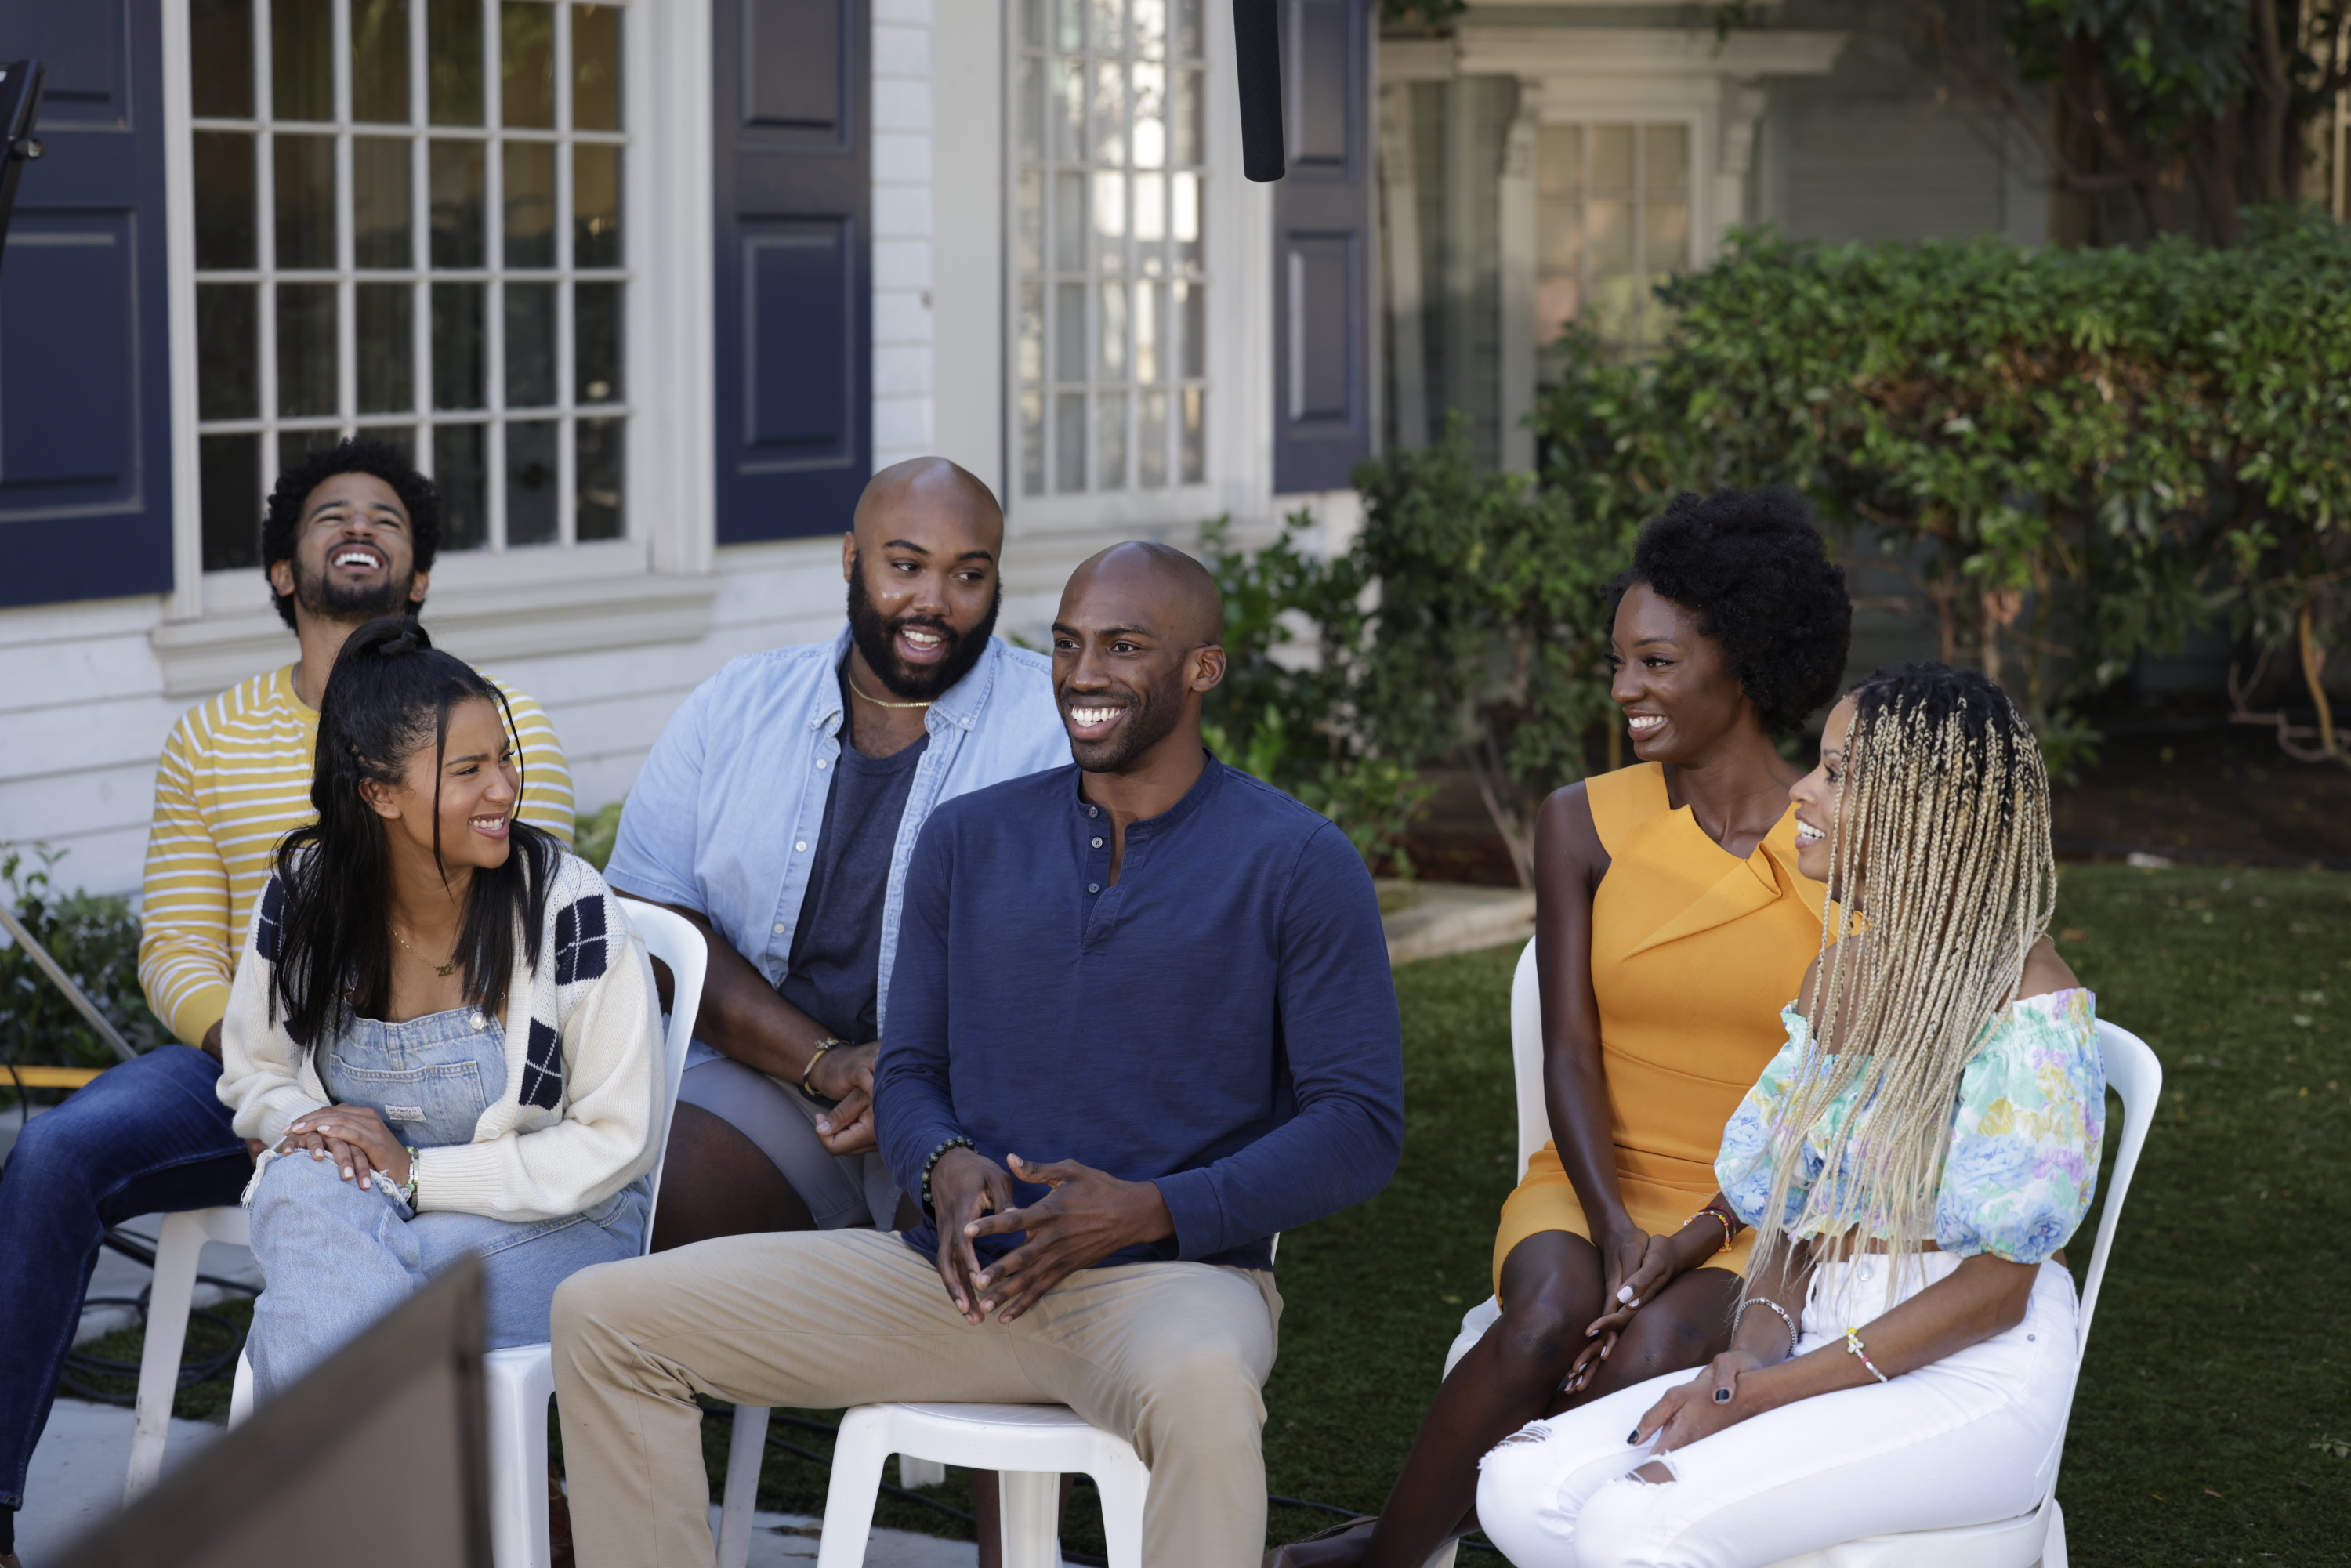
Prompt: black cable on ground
<box><xmin>57</xmin><ymin>1299</ymin><xmax>249</xmax><ymax>1404</ymax></box>
<box><xmin>55</xmin><ymin>1229</ymin><xmax>260</xmax><ymax>1406</ymax></box>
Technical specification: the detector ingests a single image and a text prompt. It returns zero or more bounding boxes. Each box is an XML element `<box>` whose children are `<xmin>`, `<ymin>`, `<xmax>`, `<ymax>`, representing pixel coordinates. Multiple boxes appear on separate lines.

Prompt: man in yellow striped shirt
<box><xmin>0</xmin><ymin>442</ymin><xmax>571</xmax><ymax>1562</ymax></box>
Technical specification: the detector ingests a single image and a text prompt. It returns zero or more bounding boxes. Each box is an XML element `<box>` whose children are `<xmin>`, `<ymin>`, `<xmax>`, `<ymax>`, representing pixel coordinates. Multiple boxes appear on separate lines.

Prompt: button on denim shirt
<box><xmin>604</xmin><ymin>628</ymin><xmax>1070</xmax><ymax>1038</ymax></box>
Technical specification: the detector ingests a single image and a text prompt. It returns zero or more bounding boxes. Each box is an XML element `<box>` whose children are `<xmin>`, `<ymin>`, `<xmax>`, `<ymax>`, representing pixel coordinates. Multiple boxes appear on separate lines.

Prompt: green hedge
<box><xmin>1257</xmin><ymin>215</ymin><xmax>2351</xmax><ymax>867</ymax></box>
<box><xmin>2</xmin><ymin>845</ymin><xmax>165</xmax><ymax>1097</ymax></box>
<box><xmin>1636</xmin><ymin>212</ymin><xmax>2351</xmax><ymax>726</ymax></box>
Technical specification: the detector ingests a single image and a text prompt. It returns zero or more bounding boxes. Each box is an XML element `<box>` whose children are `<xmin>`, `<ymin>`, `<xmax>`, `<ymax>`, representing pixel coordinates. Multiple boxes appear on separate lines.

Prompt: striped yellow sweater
<box><xmin>137</xmin><ymin>664</ymin><xmax>574</xmax><ymax>1047</ymax></box>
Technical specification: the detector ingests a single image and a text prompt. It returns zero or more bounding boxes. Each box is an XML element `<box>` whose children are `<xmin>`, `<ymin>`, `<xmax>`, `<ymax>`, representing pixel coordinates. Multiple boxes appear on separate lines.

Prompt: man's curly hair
<box><xmin>1610</xmin><ymin>487</ymin><xmax>1852</xmax><ymax>733</ymax></box>
<box><xmin>260</xmin><ymin>438</ymin><xmax>442</xmax><ymax>630</ymax></box>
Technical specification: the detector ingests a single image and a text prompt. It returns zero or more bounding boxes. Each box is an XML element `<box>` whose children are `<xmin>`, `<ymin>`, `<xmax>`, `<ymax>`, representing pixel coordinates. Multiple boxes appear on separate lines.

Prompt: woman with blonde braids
<box><xmin>1475</xmin><ymin>664</ymin><xmax>2103</xmax><ymax>1568</ymax></box>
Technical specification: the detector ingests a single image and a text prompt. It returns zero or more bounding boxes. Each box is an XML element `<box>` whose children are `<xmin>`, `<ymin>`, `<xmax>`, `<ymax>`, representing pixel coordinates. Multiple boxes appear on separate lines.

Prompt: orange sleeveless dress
<box><xmin>1491</xmin><ymin>762</ymin><xmax>1827</xmax><ymax>1293</ymax></box>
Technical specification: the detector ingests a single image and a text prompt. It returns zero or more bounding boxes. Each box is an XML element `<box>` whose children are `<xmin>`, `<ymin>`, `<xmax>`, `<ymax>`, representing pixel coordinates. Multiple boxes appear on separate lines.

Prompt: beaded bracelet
<box><xmin>919</xmin><ymin>1136</ymin><xmax>977</xmax><ymax>1220</ymax></box>
<box><xmin>1844</xmin><ymin>1327</ymin><xmax>1889</xmax><ymax>1383</ymax></box>
<box><xmin>395</xmin><ymin>1144</ymin><xmax>422</xmax><ymax>1208</ymax></box>
<box><xmin>1685</xmin><ymin>1205</ymin><xmax>1737</xmax><ymax>1255</ymax></box>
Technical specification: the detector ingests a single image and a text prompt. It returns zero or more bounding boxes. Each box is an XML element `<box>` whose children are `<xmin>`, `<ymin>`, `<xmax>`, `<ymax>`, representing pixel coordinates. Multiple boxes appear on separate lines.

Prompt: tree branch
<box><xmin>1918</xmin><ymin>5</ymin><xmax>2139</xmax><ymax>192</ymax></box>
<box><xmin>2250</xmin><ymin>0</ymin><xmax>2294</xmax><ymax>205</ymax></box>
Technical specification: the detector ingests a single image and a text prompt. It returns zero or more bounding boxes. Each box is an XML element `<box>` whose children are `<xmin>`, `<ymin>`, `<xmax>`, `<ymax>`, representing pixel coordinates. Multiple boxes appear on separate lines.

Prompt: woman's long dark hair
<box><xmin>270</xmin><ymin>617</ymin><xmax>560</xmax><ymax>1045</ymax></box>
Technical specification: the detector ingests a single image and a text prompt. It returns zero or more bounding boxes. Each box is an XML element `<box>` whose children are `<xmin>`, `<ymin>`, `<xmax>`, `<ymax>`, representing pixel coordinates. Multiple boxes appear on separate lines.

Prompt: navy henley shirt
<box><xmin>875</xmin><ymin>757</ymin><xmax>1404</xmax><ymax>1272</ymax></box>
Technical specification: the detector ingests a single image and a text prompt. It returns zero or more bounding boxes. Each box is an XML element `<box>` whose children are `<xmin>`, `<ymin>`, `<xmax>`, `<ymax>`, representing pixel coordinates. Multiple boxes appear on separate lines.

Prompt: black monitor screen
<box><xmin>60</xmin><ymin>1257</ymin><xmax>493</xmax><ymax>1568</ymax></box>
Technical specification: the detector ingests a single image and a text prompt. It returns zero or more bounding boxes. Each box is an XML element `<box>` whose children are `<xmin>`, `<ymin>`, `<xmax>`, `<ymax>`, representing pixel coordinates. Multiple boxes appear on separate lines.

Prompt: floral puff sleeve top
<box><xmin>1715</xmin><ymin>989</ymin><xmax>2105</xmax><ymax>1266</ymax></box>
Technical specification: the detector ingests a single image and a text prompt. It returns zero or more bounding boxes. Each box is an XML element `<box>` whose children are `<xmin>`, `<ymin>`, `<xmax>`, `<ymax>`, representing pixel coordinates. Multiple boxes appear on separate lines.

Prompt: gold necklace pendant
<box><xmin>393</xmin><ymin>923</ymin><xmax>457</xmax><ymax>979</ymax></box>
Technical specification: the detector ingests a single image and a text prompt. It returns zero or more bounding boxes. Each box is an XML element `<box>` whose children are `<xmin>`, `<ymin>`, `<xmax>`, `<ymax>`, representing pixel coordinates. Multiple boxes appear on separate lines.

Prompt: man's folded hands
<box><xmin>930</xmin><ymin>1149</ymin><xmax>1176</xmax><ymax>1324</ymax></box>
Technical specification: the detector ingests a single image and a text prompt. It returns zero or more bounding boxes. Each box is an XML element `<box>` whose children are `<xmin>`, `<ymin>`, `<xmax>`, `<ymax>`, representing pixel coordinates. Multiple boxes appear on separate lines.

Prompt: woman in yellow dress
<box><xmin>1270</xmin><ymin>489</ymin><xmax>1852</xmax><ymax>1568</ymax></box>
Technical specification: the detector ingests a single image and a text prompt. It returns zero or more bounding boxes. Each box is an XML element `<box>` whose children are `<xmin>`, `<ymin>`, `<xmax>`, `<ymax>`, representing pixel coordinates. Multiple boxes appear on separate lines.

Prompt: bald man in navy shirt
<box><xmin>553</xmin><ymin>543</ymin><xmax>1404</xmax><ymax>1568</ymax></box>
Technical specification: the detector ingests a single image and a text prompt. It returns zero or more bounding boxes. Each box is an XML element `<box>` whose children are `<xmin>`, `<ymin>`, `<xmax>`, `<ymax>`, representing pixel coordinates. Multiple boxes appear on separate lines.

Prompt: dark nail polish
<box><xmin>1713</xmin><ymin>1387</ymin><xmax>1731</xmax><ymax>1403</ymax></box>
<box><xmin>1627</xmin><ymin>1429</ymin><xmax>1639</xmax><ymax>1443</ymax></box>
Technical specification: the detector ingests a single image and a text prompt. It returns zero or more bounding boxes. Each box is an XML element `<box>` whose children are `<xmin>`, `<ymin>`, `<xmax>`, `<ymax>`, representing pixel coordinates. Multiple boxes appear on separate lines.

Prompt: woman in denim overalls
<box><xmin>218</xmin><ymin>619</ymin><xmax>663</xmax><ymax>1401</ymax></box>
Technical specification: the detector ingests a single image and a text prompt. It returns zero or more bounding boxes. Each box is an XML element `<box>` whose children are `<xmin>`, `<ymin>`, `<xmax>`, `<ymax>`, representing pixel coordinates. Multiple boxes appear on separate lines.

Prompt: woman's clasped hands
<box><xmin>1560</xmin><ymin>1223</ymin><xmax>1699</xmax><ymax>1396</ymax></box>
<box><xmin>279</xmin><ymin>1104</ymin><xmax>412</xmax><ymax>1194</ymax></box>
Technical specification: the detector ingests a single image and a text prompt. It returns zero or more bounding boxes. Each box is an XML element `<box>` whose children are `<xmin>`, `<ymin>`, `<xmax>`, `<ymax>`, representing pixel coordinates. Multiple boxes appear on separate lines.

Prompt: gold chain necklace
<box><xmin>846</xmin><ymin>673</ymin><xmax>933</xmax><ymax>710</ymax></box>
<box><xmin>392</xmin><ymin>923</ymin><xmax>457</xmax><ymax>979</ymax></box>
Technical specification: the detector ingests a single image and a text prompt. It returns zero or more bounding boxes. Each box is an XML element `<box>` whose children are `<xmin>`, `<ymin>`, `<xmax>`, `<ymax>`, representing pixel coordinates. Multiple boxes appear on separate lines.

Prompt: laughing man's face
<box><xmin>1050</xmin><ymin>562</ymin><xmax>1202</xmax><ymax>773</ymax></box>
<box><xmin>274</xmin><ymin>472</ymin><xmax>426</xmax><ymax>625</ymax></box>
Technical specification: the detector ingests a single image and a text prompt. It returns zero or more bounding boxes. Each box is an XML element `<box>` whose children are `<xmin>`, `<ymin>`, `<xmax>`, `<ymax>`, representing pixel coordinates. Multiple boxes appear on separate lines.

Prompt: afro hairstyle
<box><xmin>1610</xmin><ymin>487</ymin><xmax>1852</xmax><ymax>734</ymax></box>
<box><xmin>260</xmin><ymin>438</ymin><xmax>442</xmax><ymax>630</ymax></box>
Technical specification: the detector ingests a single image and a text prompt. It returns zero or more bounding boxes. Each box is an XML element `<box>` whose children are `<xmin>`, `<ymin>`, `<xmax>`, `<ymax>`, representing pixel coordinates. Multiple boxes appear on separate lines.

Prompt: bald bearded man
<box><xmin>605</xmin><ymin>458</ymin><xmax>1067</xmax><ymax>1246</ymax></box>
<box><xmin>552</xmin><ymin>543</ymin><xmax>1405</xmax><ymax>1568</ymax></box>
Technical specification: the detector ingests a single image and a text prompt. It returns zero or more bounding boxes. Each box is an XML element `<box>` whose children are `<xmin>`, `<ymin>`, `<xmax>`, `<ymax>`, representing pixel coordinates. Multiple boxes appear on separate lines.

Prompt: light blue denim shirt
<box><xmin>604</xmin><ymin>628</ymin><xmax>1069</xmax><ymax>1038</ymax></box>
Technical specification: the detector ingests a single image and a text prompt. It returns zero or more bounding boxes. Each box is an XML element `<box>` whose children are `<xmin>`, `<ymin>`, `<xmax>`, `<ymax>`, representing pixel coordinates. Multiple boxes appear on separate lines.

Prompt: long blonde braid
<box><xmin>1741</xmin><ymin>664</ymin><xmax>2058</xmax><ymax>1305</ymax></box>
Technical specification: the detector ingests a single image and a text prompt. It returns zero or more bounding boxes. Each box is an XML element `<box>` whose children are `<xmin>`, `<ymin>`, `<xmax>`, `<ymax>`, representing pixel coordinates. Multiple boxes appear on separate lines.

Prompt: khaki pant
<box><xmin>550</xmin><ymin>1226</ymin><xmax>1284</xmax><ymax>1568</ymax></box>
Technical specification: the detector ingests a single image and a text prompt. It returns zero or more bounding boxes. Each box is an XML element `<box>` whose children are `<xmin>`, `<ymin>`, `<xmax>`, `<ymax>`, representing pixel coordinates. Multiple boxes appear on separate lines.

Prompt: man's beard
<box><xmin>846</xmin><ymin>553</ymin><xmax>1000</xmax><ymax>702</ymax></box>
<box><xmin>293</xmin><ymin>557</ymin><xmax>418</xmax><ymax>623</ymax></box>
<box><xmin>1062</xmin><ymin>667</ymin><xmax>1187</xmax><ymax>773</ymax></box>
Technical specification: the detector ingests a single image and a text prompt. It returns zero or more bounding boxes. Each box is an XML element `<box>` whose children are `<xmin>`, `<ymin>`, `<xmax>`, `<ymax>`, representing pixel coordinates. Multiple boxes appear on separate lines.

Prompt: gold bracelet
<box><xmin>801</xmin><ymin>1038</ymin><xmax>848</xmax><ymax>1097</ymax></box>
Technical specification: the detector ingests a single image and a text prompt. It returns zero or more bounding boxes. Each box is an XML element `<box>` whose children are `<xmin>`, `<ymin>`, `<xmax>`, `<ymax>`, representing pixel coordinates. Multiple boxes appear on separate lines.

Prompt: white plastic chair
<box><xmin>476</xmin><ymin>898</ymin><xmax>705</xmax><ymax>1568</ymax></box>
<box><xmin>717</xmin><ymin>1242</ymin><xmax>1287</xmax><ymax>1568</ymax></box>
<box><xmin>717</xmin><ymin>1378</ymin><xmax>1156</xmax><ymax>1566</ymax></box>
<box><xmin>1433</xmin><ymin>939</ymin><xmax>2162</xmax><ymax>1568</ymax></box>
<box><xmin>805</xmin><ymin>1403</ymin><xmax>1150</xmax><ymax>1568</ymax></box>
<box><xmin>138</xmin><ymin>896</ymin><xmax>706</xmax><ymax>1568</ymax></box>
<box><xmin>1422</xmin><ymin>939</ymin><xmax>1544</xmax><ymax>1568</ymax></box>
<box><xmin>1434</xmin><ymin>937</ymin><xmax>1549</xmax><ymax>1380</ymax></box>
<box><xmin>123</xmin><ymin>1204</ymin><xmax>251</xmax><ymax>1497</ymax></box>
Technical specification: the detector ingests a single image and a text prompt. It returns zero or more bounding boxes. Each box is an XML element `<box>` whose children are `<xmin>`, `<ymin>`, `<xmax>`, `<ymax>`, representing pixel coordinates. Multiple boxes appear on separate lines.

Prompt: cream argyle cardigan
<box><xmin>217</xmin><ymin>850</ymin><xmax>662</xmax><ymax>1222</ymax></box>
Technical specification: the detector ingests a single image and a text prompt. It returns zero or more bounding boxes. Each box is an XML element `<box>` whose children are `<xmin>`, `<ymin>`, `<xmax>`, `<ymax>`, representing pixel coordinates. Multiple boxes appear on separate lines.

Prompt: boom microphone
<box><xmin>0</xmin><ymin>60</ymin><xmax>46</xmax><ymax>270</ymax></box>
<box><xmin>1232</xmin><ymin>0</ymin><xmax>1284</xmax><ymax>181</ymax></box>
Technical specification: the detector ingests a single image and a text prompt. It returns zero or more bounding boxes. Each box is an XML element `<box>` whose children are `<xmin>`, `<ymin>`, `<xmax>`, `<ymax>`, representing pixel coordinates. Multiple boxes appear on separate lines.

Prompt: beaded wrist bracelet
<box><xmin>919</xmin><ymin>1136</ymin><xmax>976</xmax><ymax>1221</ymax></box>
<box><xmin>395</xmin><ymin>1145</ymin><xmax>422</xmax><ymax>1208</ymax></box>
<box><xmin>1685</xmin><ymin>1205</ymin><xmax>1737</xmax><ymax>1255</ymax></box>
<box><xmin>1844</xmin><ymin>1327</ymin><xmax>1889</xmax><ymax>1383</ymax></box>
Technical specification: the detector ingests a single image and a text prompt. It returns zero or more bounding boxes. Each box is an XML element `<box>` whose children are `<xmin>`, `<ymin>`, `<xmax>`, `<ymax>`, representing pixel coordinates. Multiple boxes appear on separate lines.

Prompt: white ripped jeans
<box><xmin>1474</xmin><ymin>1254</ymin><xmax>2078</xmax><ymax>1568</ymax></box>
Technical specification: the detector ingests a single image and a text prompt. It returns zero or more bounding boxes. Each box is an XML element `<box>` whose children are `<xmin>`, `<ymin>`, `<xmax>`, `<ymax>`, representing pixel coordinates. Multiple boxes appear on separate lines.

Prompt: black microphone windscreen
<box><xmin>1232</xmin><ymin>0</ymin><xmax>1285</xmax><ymax>182</ymax></box>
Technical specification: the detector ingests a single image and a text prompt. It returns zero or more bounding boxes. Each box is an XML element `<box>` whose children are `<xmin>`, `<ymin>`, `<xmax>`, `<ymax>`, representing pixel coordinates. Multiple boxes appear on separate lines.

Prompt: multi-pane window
<box><xmin>190</xmin><ymin>0</ymin><xmax>627</xmax><ymax>570</ymax></box>
<box><xmin>1534</xmin><ymin>123</ymin><xmax>1690</xmax><ymax>364</ymax></box>
<box><xmin>1012</xmin><ymin>0</ymin><xmax>1208</xmax><ymax>498</ymax></box>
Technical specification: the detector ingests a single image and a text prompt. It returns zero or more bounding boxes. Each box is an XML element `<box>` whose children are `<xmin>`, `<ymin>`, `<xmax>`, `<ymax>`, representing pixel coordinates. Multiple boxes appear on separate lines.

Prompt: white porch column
<box><xmin>1378</xmin><ymin>81</ymin><xmax>1429</xmax><ymax>451</ymax></box>
<box><xmin>1498</xmin><ymin>76</ymin><xmax>1543</xmax><ymax>475</ymax></box>
<box><xmin>1715</xmin><ymin>77</ymin><xmax>1768</xmax><ymax>252</ymax></box>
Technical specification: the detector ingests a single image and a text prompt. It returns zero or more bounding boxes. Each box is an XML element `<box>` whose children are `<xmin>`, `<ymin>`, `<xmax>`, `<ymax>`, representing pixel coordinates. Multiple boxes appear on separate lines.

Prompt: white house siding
<box><xmin>0</xmin><ymin>506</ymin><xmax>1254</xmax><ymax>906</ymax></box>
<box><xmin>0</xmin><ymin>596</ymin><xmax>184</xmax><ymax>901</ymax></box>
<box><xmin>1753</xmin><ymin>34</ymin><xmax>2049</xmax><ymax>248</ymax></box>
<box><xmin>0</xmin><ymin>0</ymin><xmax>1308</xmax><ymax>906</ymax></box>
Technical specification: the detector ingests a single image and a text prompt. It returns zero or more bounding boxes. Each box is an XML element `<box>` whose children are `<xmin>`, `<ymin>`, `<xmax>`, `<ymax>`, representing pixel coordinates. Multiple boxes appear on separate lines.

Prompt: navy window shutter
<box><xmin>0</xmin><ymin>0</ymin><xmax>174</xmax><ymax>609</ymax></box>
<box><xmin>712</xmin><ymin>0</ymin><xmax>872</xmax><ymax>544</ymax></box>
<box><xmin>1270</xmin><ymin>0</ymin><xmax>1373</xmax><ymax>495</ymax></box>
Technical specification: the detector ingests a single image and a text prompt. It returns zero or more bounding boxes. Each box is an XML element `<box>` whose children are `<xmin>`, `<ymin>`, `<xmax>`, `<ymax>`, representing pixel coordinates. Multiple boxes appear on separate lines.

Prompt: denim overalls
<box><xmin>245</xmin><ymin>1005</ymin><xmax>647</xmax><ymax>1401</ymax></box>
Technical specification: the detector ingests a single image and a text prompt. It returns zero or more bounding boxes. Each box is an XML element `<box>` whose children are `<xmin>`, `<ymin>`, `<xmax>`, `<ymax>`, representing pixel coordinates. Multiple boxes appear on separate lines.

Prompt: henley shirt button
<box><xmin>1087</xmin><ymin>806</ymin><xmax>1099</xmax><ymax>818</ymax></box>
<box><xmin>1087</xmin><ymin>882</ymin><xmax>1101</xmax><ymax>894</ymax></box>
<box><xmin>1091</xmin><ymin>836</ymin><xmax>1104</xmax><ymax>849</ymax></box>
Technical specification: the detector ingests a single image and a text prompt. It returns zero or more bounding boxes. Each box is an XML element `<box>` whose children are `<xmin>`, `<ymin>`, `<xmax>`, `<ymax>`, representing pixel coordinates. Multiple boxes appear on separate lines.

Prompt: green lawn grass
<box><xmin>71</xmin><ymin>864</ymin><xmax>2350</xmax><ymax>1563</ymax></box>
